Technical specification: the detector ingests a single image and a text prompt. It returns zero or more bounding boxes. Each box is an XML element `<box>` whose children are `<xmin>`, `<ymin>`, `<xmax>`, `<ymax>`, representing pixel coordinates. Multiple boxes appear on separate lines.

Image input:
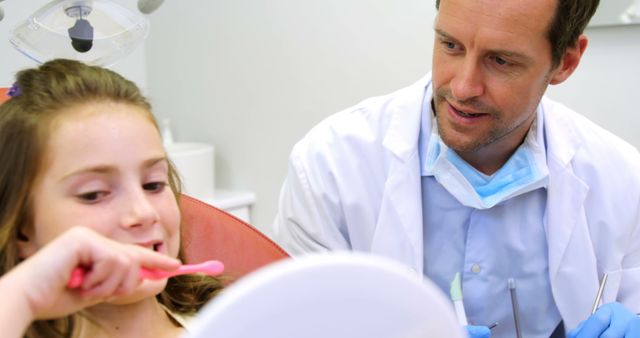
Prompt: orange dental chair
<box><xmin>179</xmin><ymin>194</ymin><xmax>289</xmax><ymax>281</ymax></box>
<box><xmin>0</xmin><ymin>88</ymin><xmax>9</xmax><ymax>104</ymax></box>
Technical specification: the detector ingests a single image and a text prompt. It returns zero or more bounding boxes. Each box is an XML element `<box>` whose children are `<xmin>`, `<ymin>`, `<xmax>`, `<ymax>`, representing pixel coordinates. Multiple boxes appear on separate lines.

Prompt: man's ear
<box><xmin>549</xmin><ymin>35</ymin><xmax>588</xmax><ymax>85</ymax></box>
<box><xmin>16</xmin><ymin>225</ymin><xmax>38</xmax><ymax>259</ymax></box>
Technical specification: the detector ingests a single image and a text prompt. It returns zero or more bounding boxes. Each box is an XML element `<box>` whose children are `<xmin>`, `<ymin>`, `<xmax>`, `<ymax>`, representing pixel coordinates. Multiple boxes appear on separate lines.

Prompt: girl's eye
<box><xmin>77</xmin><ymin>191</ymin><xmax>107</xmax><ymax>203</ymax></box>
<box><xmin>143</xmin><ymin>182</ymin><xmax>167</xmax><ymax>192</ymax></box>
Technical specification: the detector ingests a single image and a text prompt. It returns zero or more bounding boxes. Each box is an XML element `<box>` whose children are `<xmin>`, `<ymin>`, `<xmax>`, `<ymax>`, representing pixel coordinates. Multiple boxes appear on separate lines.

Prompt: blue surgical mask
<box><xmin>423</xmin><ymin>115</ymin><xmax>549</xmax><ymax>209</ymax></box>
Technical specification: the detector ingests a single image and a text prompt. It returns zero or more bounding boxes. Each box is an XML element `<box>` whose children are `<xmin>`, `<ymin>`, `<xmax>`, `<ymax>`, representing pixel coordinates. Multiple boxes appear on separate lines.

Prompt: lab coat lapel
<box><xmin>370</xmin><ymin>75</ymin><xmax>431</xmax><ymax>273</ymax></box>
<box><xmin>546</xmin><ymin>160</ymin><xmax>596</xmax><ymax>328</ymax></box>
<box><xmin>543</xmin><ymin>100</ymin><xmax>599</xmax><ymax>329</ymax></box>
<box><xmin>372</xmin><ymin>154</ymin><xmax>423</xmax><ymax>272</ymax></box>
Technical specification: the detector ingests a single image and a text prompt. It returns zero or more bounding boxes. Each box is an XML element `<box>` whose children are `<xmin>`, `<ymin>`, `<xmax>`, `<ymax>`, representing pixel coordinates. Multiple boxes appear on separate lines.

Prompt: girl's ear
<box><xmin>16</xmin><ymin>225</ymin><xmax>38</xmax><ymax>259</ymax></box>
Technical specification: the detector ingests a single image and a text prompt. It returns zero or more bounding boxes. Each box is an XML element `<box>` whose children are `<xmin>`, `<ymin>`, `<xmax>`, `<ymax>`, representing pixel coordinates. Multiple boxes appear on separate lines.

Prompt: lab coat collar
<box><xmin>382</xmin><ymin>73</ymin><xmax>432</xmax><ymax>162</ymax></box>
<box><xmin>541</xmin><ymin>96</ymin><xmax>584</xmax><ymax>168</ymax></box>
<box><xmin>372</xmin><ymin>74</ymin><xmax>432</xmax><ymax>271</ymax></box>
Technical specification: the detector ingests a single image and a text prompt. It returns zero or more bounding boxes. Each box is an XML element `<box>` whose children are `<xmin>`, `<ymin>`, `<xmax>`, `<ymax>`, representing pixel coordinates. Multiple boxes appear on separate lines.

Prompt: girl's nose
<box><xmin>119</xmin><ymin>188</ymin><xmax>159</xmax><ymax>229</ymax></box>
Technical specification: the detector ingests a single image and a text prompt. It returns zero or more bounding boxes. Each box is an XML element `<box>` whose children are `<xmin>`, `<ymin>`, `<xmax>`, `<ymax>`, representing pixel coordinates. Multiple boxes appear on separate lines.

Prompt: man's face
<box><xmin>432</xmin><ymin>0</ymin><xmax>558</xmax><ymax>169</ymax></box>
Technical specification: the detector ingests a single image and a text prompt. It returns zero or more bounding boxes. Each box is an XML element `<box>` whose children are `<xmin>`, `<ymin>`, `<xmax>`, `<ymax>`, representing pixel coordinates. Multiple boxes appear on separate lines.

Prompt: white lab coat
<box><xmin>273</xmin><ymin>73</ymin><xmax>640</xmax><ymax>329</ymax></box>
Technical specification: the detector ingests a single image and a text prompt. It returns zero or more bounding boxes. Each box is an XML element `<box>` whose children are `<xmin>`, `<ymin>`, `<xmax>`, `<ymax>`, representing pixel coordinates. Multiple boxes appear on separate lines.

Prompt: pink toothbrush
<box><xmin>67</xmin><ymin>260</ymin><xmax>225</xmax><ymax>289</ymax></box>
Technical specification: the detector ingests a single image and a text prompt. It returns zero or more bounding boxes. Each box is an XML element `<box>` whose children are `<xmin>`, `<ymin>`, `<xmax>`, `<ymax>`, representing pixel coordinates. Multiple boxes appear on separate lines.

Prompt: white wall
<box><xmin>546</xmin><ymin>24</ymin><xmax>640</xmax><ymax>148</ymax></box>
<box><xmin>0</xmin><ymin>0</ymin><xmax>147</xmax><ymax>88</ymax></box>
<box><xmin>146</xmin><ymin>0</ymin><xmax>435</xmax><ymax>233</ymax></box>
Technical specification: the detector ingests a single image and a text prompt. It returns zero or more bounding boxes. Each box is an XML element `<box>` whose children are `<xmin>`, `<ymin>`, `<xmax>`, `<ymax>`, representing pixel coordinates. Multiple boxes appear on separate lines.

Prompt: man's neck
<box><xmin>457</xmin><ymin>140</ymin><xmax>522</xmax><ymax>175</ymax></box>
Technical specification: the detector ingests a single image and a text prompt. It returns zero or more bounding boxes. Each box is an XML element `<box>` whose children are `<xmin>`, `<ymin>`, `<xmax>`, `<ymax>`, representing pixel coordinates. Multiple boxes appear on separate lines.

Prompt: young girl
<box><xmin>0</xmin><ymin>59</ymin><xmax>224</xmax><ymax>338</ymax></box>
<box><xmin>0</xmin><ymin>227</ymin><xmax>183</xmax><ymax>338</ymax></box>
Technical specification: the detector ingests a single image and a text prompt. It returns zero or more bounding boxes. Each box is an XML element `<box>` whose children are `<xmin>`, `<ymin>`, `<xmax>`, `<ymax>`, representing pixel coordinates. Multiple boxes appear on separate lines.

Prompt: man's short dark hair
<box><xmin>435</xmin><ymin>0</ymin><xmax>600</xmax><ymax>67</ymax></box>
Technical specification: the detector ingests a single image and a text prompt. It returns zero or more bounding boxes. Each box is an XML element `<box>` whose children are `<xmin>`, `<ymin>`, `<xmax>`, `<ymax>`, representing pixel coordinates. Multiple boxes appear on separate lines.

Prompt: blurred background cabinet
<box><xmin>206</xmin><ymin>189</ymin><xmax>256</xmax><ymax>223</ymax></box>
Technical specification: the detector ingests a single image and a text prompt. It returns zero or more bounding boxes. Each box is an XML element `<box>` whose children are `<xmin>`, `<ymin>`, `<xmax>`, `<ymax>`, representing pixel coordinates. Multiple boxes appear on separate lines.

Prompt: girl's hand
<box><xmin>4</xmin><ymin>227</ymin><xmax>180</xmax><ymax>321</ymax></box>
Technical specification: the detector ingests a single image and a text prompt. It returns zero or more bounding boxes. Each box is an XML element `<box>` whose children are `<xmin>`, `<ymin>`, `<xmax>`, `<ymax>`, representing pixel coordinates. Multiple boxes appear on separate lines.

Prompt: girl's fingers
<box><xmin>80</xmin><ymin>258</ymin><xmax>128</xmax><ymax>297</ymax></box>
<box><xmin>130</xmin><ymin>246</ymin><xmax>181</xmax><ymax>271</ymax></box>
<box><xmin>116</xmin><ymin>261</ymin><xmax>143</xmax><ymax>295</ymax></box>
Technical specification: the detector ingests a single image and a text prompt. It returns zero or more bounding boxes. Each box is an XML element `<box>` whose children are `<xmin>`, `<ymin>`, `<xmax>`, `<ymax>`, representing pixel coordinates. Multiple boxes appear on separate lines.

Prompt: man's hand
<box><xmin>465</xmin><ymin>325</ymin><xmax>491</xmax><ymax>338</ymax></box>
<box><xmin>568</xmin><ymin>302</ymin><xmax>640</xmax><ymax>338</ymax></box>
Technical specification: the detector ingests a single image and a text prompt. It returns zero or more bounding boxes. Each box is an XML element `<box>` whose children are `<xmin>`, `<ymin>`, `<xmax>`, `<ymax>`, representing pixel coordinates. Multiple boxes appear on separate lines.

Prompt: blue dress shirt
<box><xmin>419</xmin><ymin>90</ymin><xmax>562</xmax><ymax>338</ymax></box>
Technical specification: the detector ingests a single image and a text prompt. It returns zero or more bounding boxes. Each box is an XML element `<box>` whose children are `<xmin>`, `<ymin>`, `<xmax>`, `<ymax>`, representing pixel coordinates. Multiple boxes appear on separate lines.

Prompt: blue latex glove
<box><xmin>568</xmin><ymin>302</ymin><xmax>640</xmax><ymax>338</ymax></box>
<box><xmin>465</xmin><ymin>325</ymin><xmax>491</xmax><ymax>338</ymax></box>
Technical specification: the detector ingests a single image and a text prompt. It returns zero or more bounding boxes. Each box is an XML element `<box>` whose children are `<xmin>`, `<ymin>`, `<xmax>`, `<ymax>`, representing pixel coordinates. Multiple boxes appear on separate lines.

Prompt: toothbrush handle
<box><xmin>140</xmin><ymin>260</ymin><xmax>225</xmax><ymax>279</ymax></box>
<box><xmin>67</xmin><ymin>260</ymin><xmax>225</xmax><ymax>288</ymax></box>
<box><xmin>67</xmin><ymin>268</ymin><xmax>86</xmax><ymax>288</ymax></box>
<box><xmin>67</xmin><ymin>266</ymin><xmax>167</xmax><ymax>288</ymax></box>
<box><xmin>176</xmin><ymin>260</ymin><xmax>224</xmax><ymax>275</ymax></box>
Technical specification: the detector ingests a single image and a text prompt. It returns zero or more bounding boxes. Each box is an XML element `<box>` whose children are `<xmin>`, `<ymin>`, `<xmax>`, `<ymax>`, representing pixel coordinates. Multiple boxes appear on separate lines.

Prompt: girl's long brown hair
<box><xmin>0</xmin><ymin>59</ymin><xmax>223</xmax><ymax>338</ymax></box>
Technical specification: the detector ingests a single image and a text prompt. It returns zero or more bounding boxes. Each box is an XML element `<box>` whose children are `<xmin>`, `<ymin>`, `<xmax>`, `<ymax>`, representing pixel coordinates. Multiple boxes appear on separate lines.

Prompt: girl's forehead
<box><xmin>41</xmin><ymin>102</ymin><xmax>162</xmax><ymax>173</ymax></box>
<box><xmin>49</xmin><ymin>101</ymin><xmax>154</xmax><ymax>129</ymax></box>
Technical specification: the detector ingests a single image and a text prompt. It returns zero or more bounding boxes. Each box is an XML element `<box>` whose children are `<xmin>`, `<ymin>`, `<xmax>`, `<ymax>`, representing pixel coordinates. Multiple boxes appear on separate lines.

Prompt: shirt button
<box><xmin>471</xmin><ymin>264</ymin><xmax>481</xmax><ymax>273</ymax></box>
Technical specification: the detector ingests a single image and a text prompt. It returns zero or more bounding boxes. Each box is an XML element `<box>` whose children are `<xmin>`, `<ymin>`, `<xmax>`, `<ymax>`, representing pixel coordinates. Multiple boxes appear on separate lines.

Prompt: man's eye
<box><xmin>443</xmin><ymin>41</ymin><xmax>457</xmax><ymax>50</ymax></box>
<box><xmin>492</xmin><ymin>56</ymin><xmax>509</xmax><ymax>66</ymax></box>
<box><xmin>143</xmin><ymin>182</ymin><xmax>167</xmax><ymax>192</ymax></box>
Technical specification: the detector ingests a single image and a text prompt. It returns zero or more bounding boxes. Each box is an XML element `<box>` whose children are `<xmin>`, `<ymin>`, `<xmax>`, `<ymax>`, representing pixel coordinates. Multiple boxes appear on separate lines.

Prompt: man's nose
<box><xmin>119</xmin><ymin>188</ymin><xmax>159</xmax><ymax>229</ymax></box>
<box><xmin>450</xmin><ymin>58</ymin><xmax>484</xmax><ymax>101</ymax></box>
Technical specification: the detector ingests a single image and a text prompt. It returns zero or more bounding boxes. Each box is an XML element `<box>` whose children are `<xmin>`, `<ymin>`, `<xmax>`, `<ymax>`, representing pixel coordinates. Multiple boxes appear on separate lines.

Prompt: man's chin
<box><xmin>439</xmin><ymin>129</ymin><xmax>487</xmax><ymax>154</ymax></box>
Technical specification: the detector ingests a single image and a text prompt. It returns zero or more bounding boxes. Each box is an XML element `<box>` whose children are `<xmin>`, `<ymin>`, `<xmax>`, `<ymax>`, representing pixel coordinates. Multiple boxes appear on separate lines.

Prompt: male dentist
<box><xmin>273</xmin><ymin>0</ymin><xmax>640</xmax><ymax>337</ymax></box>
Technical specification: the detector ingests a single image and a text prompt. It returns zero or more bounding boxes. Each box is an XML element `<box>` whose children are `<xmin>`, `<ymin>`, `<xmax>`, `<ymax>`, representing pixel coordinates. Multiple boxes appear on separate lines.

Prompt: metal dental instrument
<box><xmin>508</xmin><ymin>278</ymin><xmax>523</xmax><ymax>338</ymax></box>
<box><xmin>591</xmin><ymin>273</ymin><xmax>609</xmax><ymax>314</ymax></box>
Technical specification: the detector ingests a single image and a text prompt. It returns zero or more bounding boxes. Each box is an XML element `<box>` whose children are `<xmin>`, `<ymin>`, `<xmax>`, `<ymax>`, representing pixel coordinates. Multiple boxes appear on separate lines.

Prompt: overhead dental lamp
<box><xmin>7</xmin><ymin>0</ymin><xmax>164</xmax><ymax>66</ymax></box>
<box><xmin>621</xmin><ymin>0</ymin><xmax>640</xmax><ymax>23</ymax></box>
